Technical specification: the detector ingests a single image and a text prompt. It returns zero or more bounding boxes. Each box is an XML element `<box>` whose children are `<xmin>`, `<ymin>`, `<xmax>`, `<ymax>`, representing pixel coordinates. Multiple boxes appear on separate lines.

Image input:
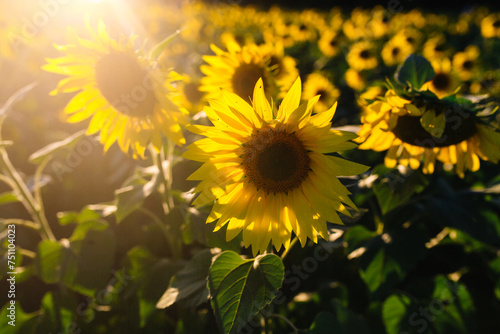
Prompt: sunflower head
<box><xmin>357</xmin><ymin>83</ymin><xmax>500</xmax><ymax>177</ymax></box>
<box><xmin>43</xmin><ymin>19</ymin><xmax>187</xmax><ymax>159</ymax></box>
<box><xmin>184</xmin><ymin>77</ymin><xmax>368</xmax><ymax>255</ymax></box>
<box><xmin>200</xmin><ymin>39</ymin><xmax>297</xmax><ymax>103</ymax></box>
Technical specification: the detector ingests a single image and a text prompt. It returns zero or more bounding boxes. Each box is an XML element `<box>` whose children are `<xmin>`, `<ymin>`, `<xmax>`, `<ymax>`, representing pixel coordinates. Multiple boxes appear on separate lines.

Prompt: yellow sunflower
<box><xmin>43</xmin><ymin>20</ymin><xmax>187</xmax><ymax>159</ymax></box>
<box><xmin>346</xmin><ymin>41</ymin><xmax>378</xmax><ymax>71</ymax></box>
<box><xmin>452</xmin><ymin>45</ymin><xmax>480</xmax><ymax>82</ymax></box>
<box><xmin>421</xmin><ymin>58</ymin><xmax>460</xmax><ymax>98</ymax></box>
<box><xmin>318</xmin><ymin>28</ymin><xmax>341</xmax><ymax>58</ymax></box>
<box><xmin>184</xmin><ymin>77</ymin><xmax>368</xmax><ymax>255</ymax></box>
<box><xmin>423</xmin><ymin>34</ymin><xmax>449</xmax><ymax>61</ymax></box>
<box><xmin>480</xmin><ymin>13</ymin><xmax>500</xmax><ymax>38</ymax></box>
<box><xmin>345</xmin><ymin>68</ymin><xmax>366</xmax><ymax>92</ymax></box>
<box><xmin>302</xmin><ymin>72</ymin><xmax>340</xmax><ymax>113</ymax></box>
<box><xmin>356</xmin><ymin>89</ymin><xmax>500</xmax><ymax>177</ymax></box>
<box><xmin>200</xmin><ymin>39</ymin><xmax>297</xmax><ymax>102</ymax></box>
<box><xmin>381</xmin><ymin>36</ymin><xmax>413</xmax><ymax>67</ymax></box>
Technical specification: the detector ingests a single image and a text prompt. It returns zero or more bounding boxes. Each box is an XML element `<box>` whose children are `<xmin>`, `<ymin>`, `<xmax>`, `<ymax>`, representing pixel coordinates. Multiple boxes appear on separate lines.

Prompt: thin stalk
<box><xmin>0</xmin><ymin>116</ymin><xmax>55</xmax><ymax>240</ymax></box>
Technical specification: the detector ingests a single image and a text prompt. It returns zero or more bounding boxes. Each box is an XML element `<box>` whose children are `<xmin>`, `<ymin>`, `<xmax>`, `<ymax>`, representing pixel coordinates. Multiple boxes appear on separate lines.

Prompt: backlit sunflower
<box><xmin>302</xmin><ymin>72</ymin><xmax>340</xmax><ymax>113</ymax></box>
<box><xmin>184</xmin><ymin>77</ymin><xmax>368</xmax><ymax>255</ymax></box>
<box><xmin>346</xmin><ymin>41</ymin><xmax>378</xmax><ymax>71</ymax></box>
<box><xmin>356</xmin><ymin>89</ymin><xmax>500</xmax><ymax>177</ymax></box>
<box><xmin>43</xmin><ymin>20</ymin><xmax>187</xmax><ymax>159</ymax></box>
<box><xmin>421</xmin><ymin>57</ymin><xmax>460</xmax><ymax>98</ymax></box>
<box><xmin>200</xmin><ymin>39</ymin><xmax>297</xmax><ymax>102</ymax></box>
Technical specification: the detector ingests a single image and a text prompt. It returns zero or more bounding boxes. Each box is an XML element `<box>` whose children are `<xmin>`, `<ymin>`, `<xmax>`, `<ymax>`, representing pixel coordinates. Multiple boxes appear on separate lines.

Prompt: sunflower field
<box><xmin>1</xmin><ymin>0</ymin><xmax>500</xmax><ymax>333</ymax></box>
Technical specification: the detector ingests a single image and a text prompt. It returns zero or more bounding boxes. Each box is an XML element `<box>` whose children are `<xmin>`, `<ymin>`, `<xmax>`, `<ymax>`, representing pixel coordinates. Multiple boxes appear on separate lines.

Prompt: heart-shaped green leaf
<box><xmin>209</xmin><ymin>251</ymin><xmax>284</xmax><ymax>334</ymax></box>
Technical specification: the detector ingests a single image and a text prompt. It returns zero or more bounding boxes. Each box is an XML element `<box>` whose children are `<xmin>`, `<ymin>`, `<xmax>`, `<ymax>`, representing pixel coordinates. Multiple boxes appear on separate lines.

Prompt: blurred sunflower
<box><xmin>302</xmin><ymin>72</ymin><xmax>340</xmax><ymax>113</ymax></box>
<box><xmin>421</xmin><ymin>58</ymin><xmax>460</xmax><ymax>98</ymax></box>
<box><xmin>200</xmin><ymin>39</ymin><xmax>297</xmax><ymax>102</ymax></box>
<box><xmin>173</xmin><ymin>75</ymin><xmax>206</xmax><ymax>116</ymax></box>
<box><xmin>356</xmin><ymin>89</ymin><xmax>500</xmax><ymax>177</ymax></box>
<box><xmin>480</xmin><ymin>13</ymin><xmax>500</xmax><ymax>38</ymax></box>
<box><xmin>318</xmin><ymin>29</ymin><xmax>341</xmax><ymax>58</ymax></box>
<box><xmin>345</xmin><ymin>68</ymin><xmax>366</xmax><ymax>91</ymax></box>
<box><xmin>184</xmin><ymin>77</ymin><xmax>367</xmax><ymax>255</ymax></box>
<box><xmin>346</xmin><ymin>41</ymin><xmax>378</xmax><ymax>71</ymax></box>
<box><xmin>423</xmin><ymin>34</ymin><xmax>449</xmax><ymax>61</ymax></box>
<box><xmin>43</xmin><ymin>20</ymin><xmax>187</xmax><ymax>159</ymax></box>
<box><xmin>381</xmin><ymin>36</ymin><xmax>413</xmax><ymax>66</ymax></box>
<box><xmin>452</xmin><ymin>45</ymin><xmax>480</xmax><ymax>82</ymax></box>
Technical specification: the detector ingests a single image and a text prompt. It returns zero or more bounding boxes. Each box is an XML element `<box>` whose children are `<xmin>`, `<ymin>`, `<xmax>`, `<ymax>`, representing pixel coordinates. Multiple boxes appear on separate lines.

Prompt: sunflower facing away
<box><xmin>356</xmin><ymin>89</ymin><xmax>500</xmax><ymax>177</ymax></box>
<box><xmin>184</xmin><ymin>77</ymin><xmax>368</xmax><ymax>255</ymax></box>
<box><xmin>43</xmin><ymin>20</ymin><xmax>187</xmax><ymax>159</ymax></box>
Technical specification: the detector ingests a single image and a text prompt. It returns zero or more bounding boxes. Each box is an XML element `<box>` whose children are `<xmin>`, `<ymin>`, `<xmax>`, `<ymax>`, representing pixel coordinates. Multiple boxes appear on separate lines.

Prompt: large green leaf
<box><xmin>208</xmin><ymin>251</ymin><xmax>284</xmax><ymax>334</ymax></box>
<box><xmin>382</xmin><ymin>294</ymin><xmax>412</xmax><ymax>334</ymax></box>
<box><xmin>62</xmin><ymin>221</ymin><xmax>117</xmax><ymax>296</ymax></box>
<box><xmin>0</xmin><ymin>191</ymin><xmax>20</xmax><ymax>206</ymax></box>
<box><xmin>156</xmin><ymin>248</ymin><xmax>216</xmax><ymax>309</ymax></box>
<box><xmin>0</xmin><ymin>302</ymin><xmax>37</xmax><ymax>334</ymax></box>
<box><xmin>36</xmin><ymin>240</ymin><xmax>66</xmax><ymax>284</ymax></box>
<box><xmin>395</xmin><ymin>54</ymin><xmax>435</xmax><ymax>89</ymax></box>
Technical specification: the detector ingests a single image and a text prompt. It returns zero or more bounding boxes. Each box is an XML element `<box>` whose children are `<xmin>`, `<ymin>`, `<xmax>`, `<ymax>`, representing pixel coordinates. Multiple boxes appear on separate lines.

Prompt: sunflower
<box><xmin>452</xmin><ymin>45</ymin><xmax>480</xmax><ymax>82</ymax></box>
<box><xmin>356</xmin><ymin>89</ymin><xmax>500</xmax><ymax>177</ymax></box>
<box><xmin>184</xmin><ymin>77</ymin><xmax>368</xmax><ymax>255</ymax></box>
<box><xmin>200</xmin><ymin>39</ymin><xmax>297</xmax><ymax>102</ymax></box>
<box><xmin>480</xmin><ymin>13</ymin><xmax>500</xmax><ymax>38</ymax></box>
<box><xmin>302</xmin><ymin>72</ymin><xmax>340</xmax><ymax>113</ymax></box>
<box><xmin>318</xmin><ymin>28</ymin><xmax>341</xmax><ymax>58</ymax></box>
<box><xmin>43</xmin><ymin>20</ymin><xmax>187</xmax><ymax>159</ymax></box>
<box><xmin>423</xmin><ymin>34</ymin><xmax>449</xmax><ymax>61</ymax></box>
<box><xmin>421</xmin><ymin>58</ymin><xmax>460</xmax><ymax>98</ymax></box>
<box><xmin>381</xmin><ymin>36</ymin><xmax>413</xmax><ymax>67</ymax></box>
<box><xmin>345</xmin><ymin>68</ymin><xmax>366</xmax><ymax>92</ymax></box>
<box><xmin>346</xmin><ymin>41</ymin><xmax>378</xmax><ymax>71</ymax></box>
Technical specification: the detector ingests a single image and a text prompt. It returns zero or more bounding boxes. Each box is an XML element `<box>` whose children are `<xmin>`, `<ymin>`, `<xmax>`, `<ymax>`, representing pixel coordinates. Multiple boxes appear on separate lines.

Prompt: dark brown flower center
<box><xmin>241</xmin><ymin>127</ymin><xmax>311</xmax><ymax>194</ymax></box>
<box><xmin>316</xmin><ymin>89</ymin><xmax>328</xmax><ymax>102</ymax></box>
<box><xmin>493</xmin><ymin>19</ymin><xmax>500</xmax><ymax>28</ymax></box>
<box><xmin>232</xmin><ymin>63</ymin><xmax>265</xmax><ymax>101</ymax></box>
<box><xmin>432</xmin><ymin>72</ymin><xmax>451</xmax><ymax>91</ymax></box>
<box><xmin>359</xmin><ymin>49</ymin><xmax>371</xmax><ymax>59</ymax></box>
<box><xmin>391</xmin><ymin>47</ymin><xmax>401</xmax><ymax>57</ymax></box>
<box><xmin>183</xmin><ymin>82</ymin><xmax>204</xmax><ymax>104</ymax></box>
<box><xmin>95</xmin><ymin>51</ymin><xmax>156</xmax><ymax>118</ymax></box>
<box><xmin>462</xmin><ymin>60</ymin><xmax>474</xmax><ymax>71</ymax></box>
<box><xmin>392</xmin><ymin>108</ymin><xmax>477</xmax><ymax>147</ymax></box>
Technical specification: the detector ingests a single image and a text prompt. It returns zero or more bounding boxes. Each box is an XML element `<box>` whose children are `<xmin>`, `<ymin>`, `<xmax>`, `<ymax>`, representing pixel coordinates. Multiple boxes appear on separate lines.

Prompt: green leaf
<box><xmin>62</xmin><ymin>221</ymin><xmax>117</xmax><ymax>295</ymax></box>
<box><xmin>37</xmin><ymin>291</ymin><xmax>78</xmax><ymax>334</ymax></box>
<box><xmin>156</xmin><ymin>248</ymin><xmax>216</xmax><ymax>309</ymax></box>
<box><xmin>0</xmin><ymin>191</ymin><xmax>20</xmax><ymax>206</ymax></box>
<box><xmin>431</xmin><ymin>276</ymin><xmax>477</xmax><ymax>333</ymax></box>
<box><xmin>114</xmin><ymin>173</ymin><xmax>158</xmax><ymax>222</ymax></box>
<box><xmin>208</xmin><ymin>251</ymin><xmax>284</xmax><ymax>334</ymax></box>
<box><xmin>36</xmin><ymin>240</ymin><xmax>66</xmax><ymax>284</ymax></box>
<box><xmin>149</xmin><ymin>29</ymin><xmax>182</xmax><ymax>60</ymax></box>
<box><xmin>382</xmin><ymin>294</ymin><xmax>411</xmax><ymax>334</ymax></box>
<box><xmin>57</xmin><ymin>207</ymin><xmax>101</xmax><ymax>226</ymax></box>
<box><xmin>0</xmin><ymin>302</ymin><xmax>37</xmax><ymax>334</ymax></box>
<box><xmin>372</xmin><ymin>165</ymin><xmax>429</xmax><ymax>215</ymax></box>
<box><xmin>28</xmin><ymin>129</ymin><xmax>87</xmax><ymax>164</ymax></box>
<box><xmin>395</xmin><ymin>54</ymin><xmax>435</xmax><ymax>89</ymax></box>
<box><xmin>420</xmin><ymin>109</ymin><xmax>446</xmax><ymax>138</ymax></box>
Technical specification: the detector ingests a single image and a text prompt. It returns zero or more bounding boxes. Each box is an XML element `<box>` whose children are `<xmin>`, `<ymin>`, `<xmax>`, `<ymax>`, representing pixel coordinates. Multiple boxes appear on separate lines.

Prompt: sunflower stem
<box><xmin>0</xmin><ymin>116</ymin><xmax>55</xmax><ymax>241</ymax></box>
<box><xmin>154</xmin><ymin>140</ymin><xmax>175</xmax><ymax>215</ymax></box>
